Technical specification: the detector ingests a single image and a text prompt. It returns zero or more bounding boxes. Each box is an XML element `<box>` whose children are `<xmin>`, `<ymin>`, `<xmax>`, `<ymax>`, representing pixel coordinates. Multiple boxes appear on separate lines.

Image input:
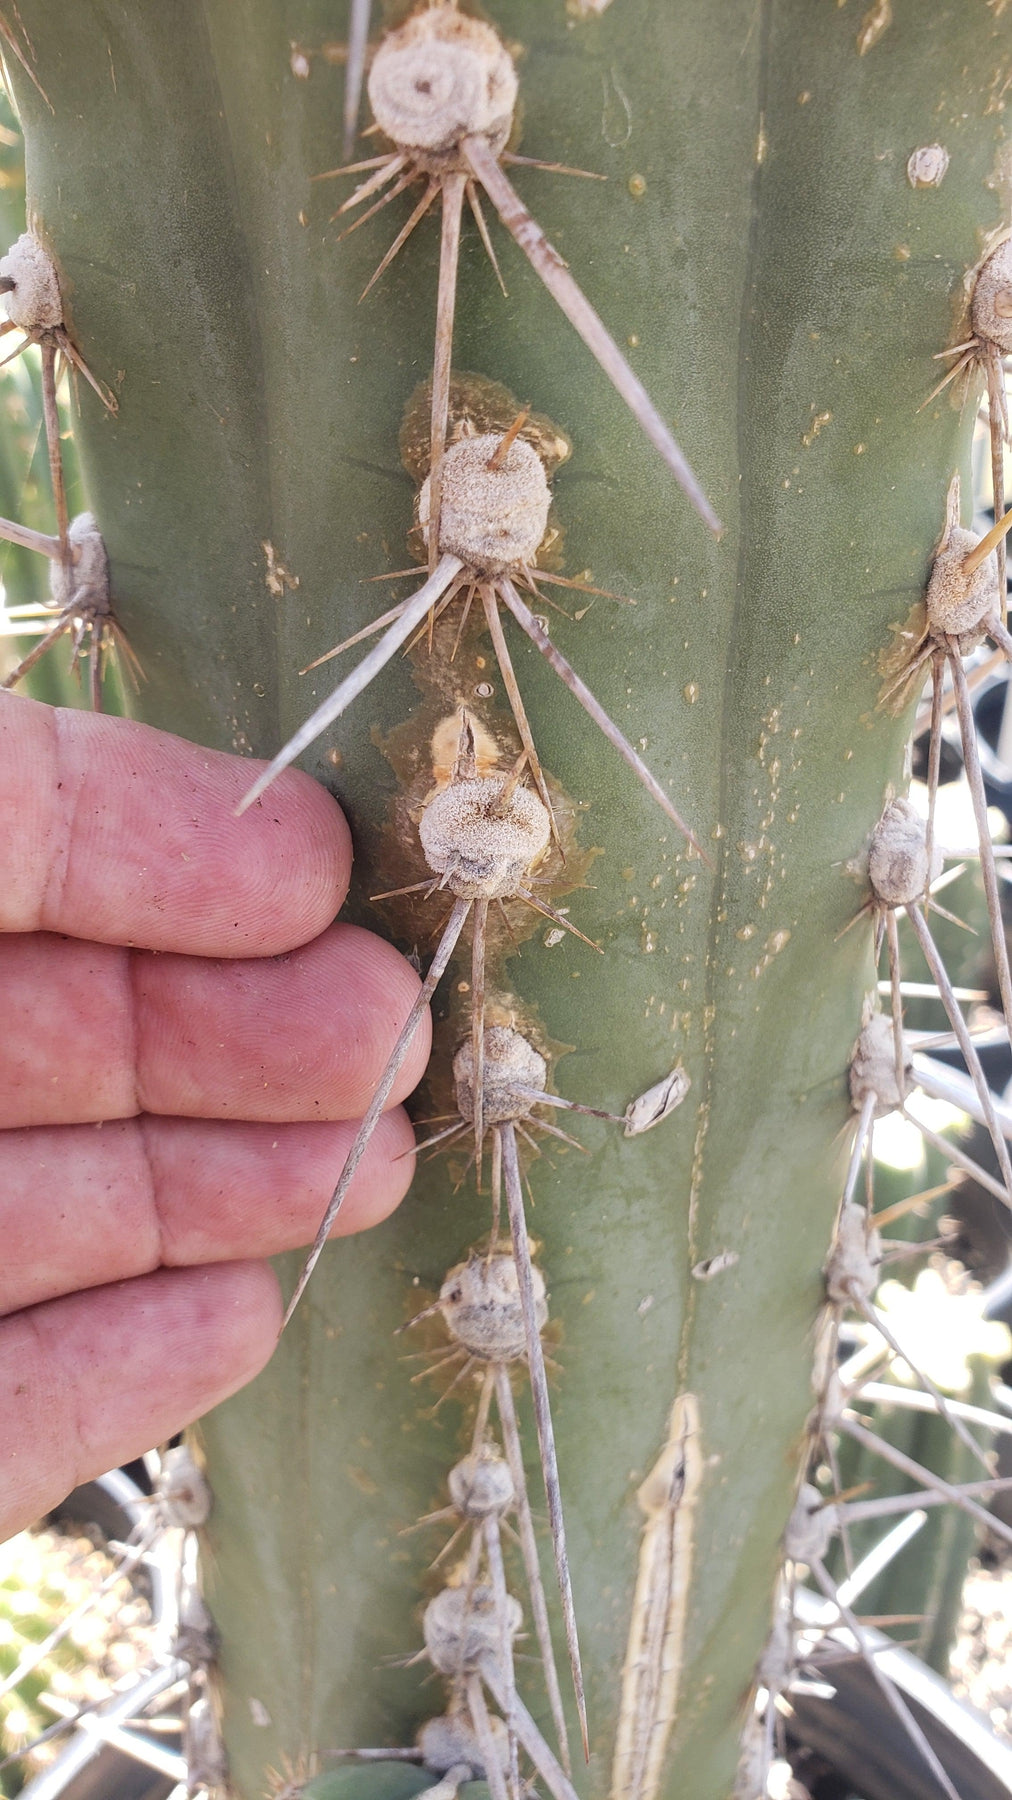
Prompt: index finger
<box><xmin>0</xmin><ymin>693</ymin><xmax>352</xmax><ymax>957</ymax></box>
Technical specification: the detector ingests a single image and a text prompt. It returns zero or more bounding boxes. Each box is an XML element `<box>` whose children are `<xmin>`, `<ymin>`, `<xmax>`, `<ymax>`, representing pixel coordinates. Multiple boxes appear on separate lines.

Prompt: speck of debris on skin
<box><xmin>624</xmin><ymin>1065</ymin><xmax>690</xmax><ymax>1136</ymax></box>
<box><xmin>262</xmin><ymin>541</ymin><xmax>299</xmax><ymax>596</ymax></box>
<box><xmin>856</xmin><ymin>0</ymin><xmax>892</xmax><ymax>54</ymax></box>
<box><xmin>692</xmin><ymin>1251</ymin><xmax>739</xmax><ymax>1282</ymax></box>
<box><xmin>907</xmin><ymin>144</ymin><xmax>949</xmax><ymax>188</ymax></box>
<box><xmin>801</xmin><ymin>409</ymin><xmax>832</xmax><ymax>448</ymax></box>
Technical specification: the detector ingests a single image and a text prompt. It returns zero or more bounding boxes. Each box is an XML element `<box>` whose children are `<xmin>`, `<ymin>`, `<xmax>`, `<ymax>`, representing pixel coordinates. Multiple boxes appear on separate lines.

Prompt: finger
<box><xmin>0</xmin><ymin>691</ymin><xmax>352</xmax><ymax>955</ymax></box>
<box><xmin>0</xmin><ymin>1109</ymin><xmax>416</xmax><ymax>1314</ymax></box>
<box><xmin>0</xmin><ymin>923</ymin><xmax>432</xmax><ymax>1126</ymax></box>
<box><xmin>1</xmin><ymin>1262</ymin><xmax>280</xmax><ymax>1541</ymax></box>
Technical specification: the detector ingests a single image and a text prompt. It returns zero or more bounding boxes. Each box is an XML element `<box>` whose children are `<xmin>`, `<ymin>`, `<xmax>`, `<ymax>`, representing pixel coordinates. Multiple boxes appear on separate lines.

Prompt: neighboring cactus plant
<box><xmin>4</xmin><ymin>5</ymin><xmax>1012</xmax><ymax>1800</ymax></box>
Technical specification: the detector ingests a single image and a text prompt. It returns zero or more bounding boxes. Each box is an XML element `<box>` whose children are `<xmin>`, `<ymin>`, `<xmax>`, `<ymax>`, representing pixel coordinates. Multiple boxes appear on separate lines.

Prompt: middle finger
<box><xmin>0</xmin><ymin>923</ymin><xmax>432</xmax><ymax>1126</ymax></box>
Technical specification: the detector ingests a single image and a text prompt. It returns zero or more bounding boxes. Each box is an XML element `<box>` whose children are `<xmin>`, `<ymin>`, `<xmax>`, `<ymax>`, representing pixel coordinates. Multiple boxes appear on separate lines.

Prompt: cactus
<box><xmin>4</xmin><ymin>4</ymin><xmax>1011</xmax><ymax>1798</ymax></box>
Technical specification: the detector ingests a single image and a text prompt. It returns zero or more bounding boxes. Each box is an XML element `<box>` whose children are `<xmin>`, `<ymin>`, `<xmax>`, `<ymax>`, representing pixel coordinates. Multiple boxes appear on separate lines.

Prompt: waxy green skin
<box><xmin>8</xmin><ymin>3</ymin><xmax>1007</xmax><ymax>1794</ymax></box>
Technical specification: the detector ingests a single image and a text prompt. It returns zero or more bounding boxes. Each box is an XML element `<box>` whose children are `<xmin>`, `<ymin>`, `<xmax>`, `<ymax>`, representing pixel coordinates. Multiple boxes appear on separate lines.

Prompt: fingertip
<box><xmin>0</xmin><ymin>1262</ymin><xmax>284</xmax><ymax>1540</ymax></box>
<box><xmin>339</xmin><ymin>1106</ymin><xmax>418</xmax><ymax>1233</ymax></box>
<box><xmin>319</xmin><ymin>924</ymin><xmax>433</xmax><ymax>1115</ymax></box>
<box><xmin>232</xmin><ymin>761</ymin><xmax>354</xmax><ymax>949</ymax></box>
<box><xmin>132</xmin><ymin>922</ymin><xmax>434</xmax><ymax>1124</ymax></box>
<box><xmin>200</xmin><ymin>1259</ymin><xmax>284</xmax><ymax>1376</ymax></box>
<box><xmin>1</xmin><ymin>699</ymin><xmax>355</xmax><ymax>955</ymax></box>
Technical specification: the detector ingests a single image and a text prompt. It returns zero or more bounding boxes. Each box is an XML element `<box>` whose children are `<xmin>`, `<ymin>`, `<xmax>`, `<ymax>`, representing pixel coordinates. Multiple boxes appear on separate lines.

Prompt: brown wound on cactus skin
<box><xmin>906</xmin><ymin>144</ymin><xmax>949</xmax><ymax>189</ymax></box>
<box><xmin>399</xmin><ymin>371</ymin><xmax>572</xmax><ymax>490</ymax></box>
<box><xmin>623</xmin><ymin>1064</ymin><xmax>691</xmax><ymax>1136</ymax></box>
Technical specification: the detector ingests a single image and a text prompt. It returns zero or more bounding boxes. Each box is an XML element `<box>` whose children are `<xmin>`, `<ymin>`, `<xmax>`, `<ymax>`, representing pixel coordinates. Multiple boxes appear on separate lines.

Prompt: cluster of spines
<box><xmin>247</xmin><ymin>5</ymin><xmax>720</xmax><ymax>1793</ymax></box>
<box><xmin>735</xmin><ymin>232</ymin><xmax>1012</xmax><ymax>1797</ymax></box>
<box><xmin>0</xmin><ymin>233</ymin><xmax>128</xmax><ymax>707</ymax></box>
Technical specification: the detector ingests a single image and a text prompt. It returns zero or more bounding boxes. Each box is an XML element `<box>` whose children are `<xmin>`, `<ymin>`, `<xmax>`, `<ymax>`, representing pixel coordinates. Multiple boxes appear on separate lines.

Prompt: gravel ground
<box><xmin>0</xmin><ymin>1522</ymin><xmax>155</xmax><ymax>1791</ymax></box>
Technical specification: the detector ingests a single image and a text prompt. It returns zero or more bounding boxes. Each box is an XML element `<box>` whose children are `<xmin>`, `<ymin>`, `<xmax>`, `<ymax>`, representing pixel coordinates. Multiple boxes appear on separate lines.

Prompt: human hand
<box><xmin>0</xmin><ymin>692</ymin><xmax>430</xmax><ymax>1541</ymax></box>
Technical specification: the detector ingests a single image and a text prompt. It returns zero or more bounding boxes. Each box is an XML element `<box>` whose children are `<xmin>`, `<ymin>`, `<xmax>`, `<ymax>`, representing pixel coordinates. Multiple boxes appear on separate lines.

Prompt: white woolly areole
<box><xmin>0</xmin><ymin>232</ymin><xmax>62</xmax><ymax>331</ymax></box>
<box><xmin>423</xmin><ymin>1583</ymin><xmax>522</xmax><ymax>1677</ymax></box>
<box><xmin>368</xmin><ymin>7</ymin><xmax>517</xmax><ymax>165</ymax></box>
<box><xmin>757</xmin><ymin>1607</ymin><xmax>796</xmax><ymax>1691</ymax></box>
<box><xmin>783</xmin><ymin>1482</ymin><xmax>838</xmax><ymax>1565</ymax></box>
<box><xmin>439</xmin><ymin>1251</ymin><xmax>547</xmax><ymax>1361</ymax></box>
<box><xmin>418</xmin><ymin>1710</ymin><xmax>508</xmax><ymax>1779</ymax></box>
<box><xmin>453</xmin><ymin>1024</ymin><xmax>548</xmax><ymax>1125</ymax></box>
<box><xmin>419</xmin><ymin>433</ymin><xmax>551</xmax><ymax>574</ymax></box>
<box><xmin>926</xmin><ymin>523</ymin><xmax>998</xmax><ymax>638</ymax></box>
<box><xmin>906</xmin><ymin>144</ymin><xmax>949</xmax><ymax>189</ymax></box>
<box><xmin>50</xmin><ymin>513</ymin><xmax>112</xmax><ymax>615</ymax></box>
<box><xmin>971</xmin><ymin>238</ymin><xmax>1012</xmax><ymax>355</ymax></box>
<box><xmin>420</xmin><ymin>773</ymin><xmax>551</xmax><ymax>899</ymax></box>
<box><xmin>447</xmin><ymin>1449</ymin><xmax>515</xmax><ymax>1520</ymax></box>
<box><xmin>733</xmin><ymin>1716</ymin><xmax>769</xmax><ymax>1800</ymax></box>
<box><xmin>825</xmin><ymin>1201</ymin><xmax>882</xmax><ymax>1305</ymax></box>
<box><xmin>849</xmin><ymin>1012</ymin><xmax>909</xmax><ymax>1115</ymax></box>
<box><xmin>156</xmin><ymin>1445</ymin><xmax>211</xmax><ymax>1529</ymax></box>
<box><xmin>867</xmin><ymin>796</ymin><xmax>941</xmax><ymax>907</ymax></box>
